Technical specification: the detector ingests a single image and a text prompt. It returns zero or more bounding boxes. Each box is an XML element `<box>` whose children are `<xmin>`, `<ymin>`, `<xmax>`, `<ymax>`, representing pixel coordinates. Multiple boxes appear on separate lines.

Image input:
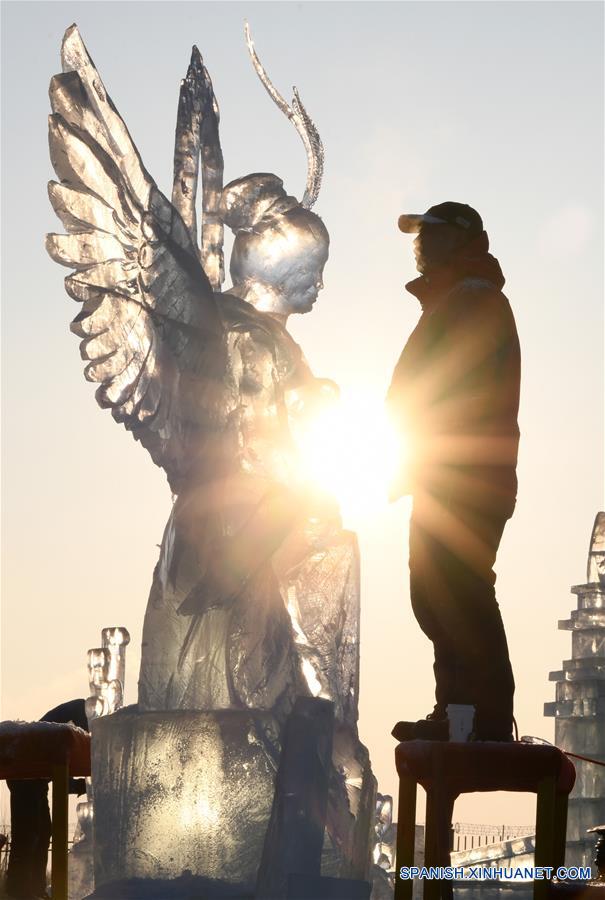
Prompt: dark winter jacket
<box><xmin>387</xmin><ymin>231</ymin><xmax>520</xmax><ymax>512</ymax></box>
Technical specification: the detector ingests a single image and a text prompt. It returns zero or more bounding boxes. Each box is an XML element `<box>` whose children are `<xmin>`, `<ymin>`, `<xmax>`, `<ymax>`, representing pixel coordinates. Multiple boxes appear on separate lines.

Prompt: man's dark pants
<box><xmin>5</xmin><ymin>780</ymin><xmax>51</xmax><ymax>898</ymax></box>
<box><xmin>409</xmin><ymin>467</ymin><xmax>516</xmax><ymax>739</ymax></box>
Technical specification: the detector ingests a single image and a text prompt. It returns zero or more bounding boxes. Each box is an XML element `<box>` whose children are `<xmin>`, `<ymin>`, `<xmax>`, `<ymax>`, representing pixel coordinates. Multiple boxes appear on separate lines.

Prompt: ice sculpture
<box><xmin>373</xmin><ymin>794</ymin><xmax>396</xmax><ymax>872</ymax></box>
<box><xmin>256</xmin><ymin>697</ymin><xmax>334</xmax><ymax>897</ymax></box>
<box><xmin>69</xmin><ymin>628</ymin><xmax>130</xmax><ymax>899</ymax></box>
<box><xmin>371</xmin><ymin>794</ymin><xmax>398</xmax><ymax>900</ymax></box>
<box><xmin>587</xmin><ymin>512</ymin><xmax>605</xmax><ymax>585</ymax></box>
<box><xmin>46</xmin><ymin>24</ymin><xmax>375</xmax><ymax>896</ymax></box>
<box><xmin>545</xmin><ymin>511</ymin><xmax>605</xmax><ymax>872</ymax></box>
<box><xmin>85</xmin><ymin>628</ymin><xmax>130</xmax><ymax>721</ymax></box>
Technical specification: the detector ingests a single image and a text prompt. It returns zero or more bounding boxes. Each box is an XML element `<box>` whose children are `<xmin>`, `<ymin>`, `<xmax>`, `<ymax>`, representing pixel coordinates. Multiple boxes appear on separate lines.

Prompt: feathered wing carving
<box><xmin>172</xmin><ymin>46</ymin><xmax>224</xmax><ymax>290</ymax></box>
<box><xmin>46</xmin><ymin>25</ymin><xmax>225</xmax><ymax>490</ymax></box>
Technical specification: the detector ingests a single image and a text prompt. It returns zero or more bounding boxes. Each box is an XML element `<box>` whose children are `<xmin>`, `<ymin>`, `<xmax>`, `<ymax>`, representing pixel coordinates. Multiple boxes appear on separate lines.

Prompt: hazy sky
<box><xmin>1</xmin><ymin>0</ymin><xmax>603</xmax><ymax>829</ymax></box>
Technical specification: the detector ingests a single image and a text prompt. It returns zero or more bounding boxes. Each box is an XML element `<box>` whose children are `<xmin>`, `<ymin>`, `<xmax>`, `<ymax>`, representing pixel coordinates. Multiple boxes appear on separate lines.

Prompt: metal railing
<box><xmin>0</xmin><ymin>827</ymin><xmax>8</xmax><ymax>881</ymax></box>
<box><xmin>451</xmin><ymin>823</ymin><xmax>535</xmax><ymax>853</ymax></box>
<box><xmin>0</xmin><ymin>821</ymin><xmax>537</xmax><ymax>876</ymax></box>
<box><xmin>0</xmin><ymin>825</ymin><xmax>80</xmax><ymax>881</ymax></box>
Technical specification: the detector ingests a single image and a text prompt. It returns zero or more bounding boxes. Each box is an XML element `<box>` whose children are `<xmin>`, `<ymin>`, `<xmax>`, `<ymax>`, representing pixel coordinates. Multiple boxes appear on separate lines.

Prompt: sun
<box><xmin>296</xmin><ymin>385</ymin><xmax>405</xmax><ymax>527</ymax></box>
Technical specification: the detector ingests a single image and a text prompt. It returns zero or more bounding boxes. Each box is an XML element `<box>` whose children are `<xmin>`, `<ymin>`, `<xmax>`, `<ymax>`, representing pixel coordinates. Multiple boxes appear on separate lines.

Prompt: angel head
<box><xmin>220</xmin><ymin>173</ymin><xmax>329</xmax><ymax>318</ymax></box>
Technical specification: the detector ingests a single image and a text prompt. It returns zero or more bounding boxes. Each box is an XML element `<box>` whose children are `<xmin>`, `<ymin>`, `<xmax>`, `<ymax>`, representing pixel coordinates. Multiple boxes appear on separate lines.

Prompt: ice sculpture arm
<box><xmin>177</xmin><ymin>370</ymin><xmax>343</xmax><ymax>616</ymax></box>
<box><xmin>46</xmin><ymin>25</ymin><xmax>224</xmax><ymax>488</ymax></box>
<box><xmin>177</xmin><ymin>483</ymin><xmax>310</xmax><ymax>615</ymax></box>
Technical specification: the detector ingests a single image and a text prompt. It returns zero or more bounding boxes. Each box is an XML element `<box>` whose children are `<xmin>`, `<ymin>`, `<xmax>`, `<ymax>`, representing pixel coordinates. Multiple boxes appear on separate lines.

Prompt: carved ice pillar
<box><xmin>101</xmin><ymin>626</ymin><xmax>131</xmax><ymax>709</ymax></box>
<box><xmin>545</xmin><ymin>512</ymin><xmax>605</xmax><ymax>872</ymax></box>
<box><xmin>69</xmin><ymin>627</ymin><xmax>130</xmax><ymax>900</ymax></box>
<box><xmin>274</xmin><ymin>527</ymin><xmax>377</xmax><ymax>880</ymax></box>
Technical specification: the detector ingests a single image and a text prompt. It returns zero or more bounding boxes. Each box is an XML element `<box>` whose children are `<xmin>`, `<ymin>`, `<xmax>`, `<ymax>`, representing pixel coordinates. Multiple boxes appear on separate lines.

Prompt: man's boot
<box><xmin>392</xmin><ymin>705</ymin><xmax>448</xmax><ymax>741</ymax></box>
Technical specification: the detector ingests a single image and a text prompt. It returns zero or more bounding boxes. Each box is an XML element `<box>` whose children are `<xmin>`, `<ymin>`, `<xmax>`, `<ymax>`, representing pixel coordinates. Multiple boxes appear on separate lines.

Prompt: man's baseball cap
<box><xmin>398</xmin><ymin>202</ymin><xmax>483</xmax><ymax>238</ymax></box>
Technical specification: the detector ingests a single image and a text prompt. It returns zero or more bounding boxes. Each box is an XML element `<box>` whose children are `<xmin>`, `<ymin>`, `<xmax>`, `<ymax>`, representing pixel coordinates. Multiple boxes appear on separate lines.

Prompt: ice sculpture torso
<box><xmin>139</xmin><ymin>298</ymin><xmax>312</xmax><ymax>714</ymax></box>
<box><xmin>139</xmin><ymin>290</ymin><xmax>360</xmax><ymax>728</ymax></box>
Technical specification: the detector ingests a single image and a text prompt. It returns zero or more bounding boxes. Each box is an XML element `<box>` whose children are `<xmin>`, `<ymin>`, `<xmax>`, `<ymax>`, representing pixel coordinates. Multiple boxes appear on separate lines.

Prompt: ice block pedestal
<box><xmin>91</xmin><ymin>706</ymin><xmax>280</xmax><ymax>896</ymax></box>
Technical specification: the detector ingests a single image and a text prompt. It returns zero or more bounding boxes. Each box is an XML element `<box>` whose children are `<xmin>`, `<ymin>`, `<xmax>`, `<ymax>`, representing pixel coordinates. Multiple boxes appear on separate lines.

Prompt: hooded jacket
<box><xmin>387</xmin><ymin>231</ymin><xmax>520</xmax><ymax>510</ymax></box>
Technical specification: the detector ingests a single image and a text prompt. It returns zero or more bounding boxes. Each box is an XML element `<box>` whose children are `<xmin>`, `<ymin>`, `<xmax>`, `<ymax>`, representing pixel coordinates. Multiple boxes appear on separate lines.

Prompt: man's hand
<box><xmin>69</xmin><ymin>778</ymin><xmax>87</xmax><ymax>796</ymax></box>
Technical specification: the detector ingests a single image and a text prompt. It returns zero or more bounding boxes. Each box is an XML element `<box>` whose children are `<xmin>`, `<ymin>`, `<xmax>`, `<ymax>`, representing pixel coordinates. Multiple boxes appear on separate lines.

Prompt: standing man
<box><xmin>387</xmin><ymin>202</ymin><xmax>520</xmax><ymax>742</ymax></box>
<box><xmin>5</xmin><ymin>699</ymin><xmax>88</xmax><ymax>899</ymax></box>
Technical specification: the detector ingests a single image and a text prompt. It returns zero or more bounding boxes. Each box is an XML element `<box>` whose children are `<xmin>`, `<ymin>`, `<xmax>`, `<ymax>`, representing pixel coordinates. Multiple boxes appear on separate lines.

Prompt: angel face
<box><xmin>230</xmin><ymin>209</ymin><xmax>329</xmax><ymax>317</ymax></box>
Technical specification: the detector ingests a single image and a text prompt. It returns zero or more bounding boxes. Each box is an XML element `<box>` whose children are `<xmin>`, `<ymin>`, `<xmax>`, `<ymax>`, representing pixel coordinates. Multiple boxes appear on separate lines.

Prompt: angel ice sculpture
<box><xmin>46</xmin><ymin>24</ymin><xmax>374</xmax><ymax>889</ymax></box>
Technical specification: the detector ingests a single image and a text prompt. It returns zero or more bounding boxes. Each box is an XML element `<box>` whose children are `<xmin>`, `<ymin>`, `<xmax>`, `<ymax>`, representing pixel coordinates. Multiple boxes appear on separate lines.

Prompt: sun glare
<box><xmin>297</xmin><ymin>386</ymin><xmax>404</xmax><ymax>527</ymax></box>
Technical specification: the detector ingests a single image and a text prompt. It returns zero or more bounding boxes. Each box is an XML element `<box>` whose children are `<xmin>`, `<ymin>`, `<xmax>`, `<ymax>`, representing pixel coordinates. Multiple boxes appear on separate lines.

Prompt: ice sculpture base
<box><xmin>91</xmin><ymin>706</ymin><xmax>279</xmax><ymax>893</ymax></box>
<box><xmin>287</xmin><ymin>874</ymin><xmax>371</xmax><ymax>898</ymax></box>
<box><xmin>85</xmin><ymin>874</ymin><xmax>254</xmax><ymax>899</ymax></box>
<box><xmin>69</xmin><ymin>836</ymin><xmax>94</xmax><ymax>900</ymax></box>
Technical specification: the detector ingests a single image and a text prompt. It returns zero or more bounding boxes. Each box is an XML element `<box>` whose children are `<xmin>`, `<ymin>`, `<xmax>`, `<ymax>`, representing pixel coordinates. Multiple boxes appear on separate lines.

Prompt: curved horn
<box><xmin>244</xmin><ymin>22</ymin><xmax>324</xmax><ymax>210</ymax></box>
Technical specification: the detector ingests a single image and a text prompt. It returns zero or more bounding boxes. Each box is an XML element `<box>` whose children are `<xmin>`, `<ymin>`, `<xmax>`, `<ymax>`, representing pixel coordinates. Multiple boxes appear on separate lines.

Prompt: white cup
<box><xmin>447</xmin><ymin>704</ymin><xmax>476</xmax><ymax>742</ymax></box>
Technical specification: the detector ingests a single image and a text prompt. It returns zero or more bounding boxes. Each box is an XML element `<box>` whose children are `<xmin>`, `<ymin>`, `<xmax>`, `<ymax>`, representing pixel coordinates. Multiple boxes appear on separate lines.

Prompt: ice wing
<box><xmin>46</xmin><ymin>26</ymin><xmax>225</xmax><ymax>487</ymax></box>
<box><xmin>172</xmin><ymin>46</ymin><xmax>224</xmax><ymax>290</ymax></box>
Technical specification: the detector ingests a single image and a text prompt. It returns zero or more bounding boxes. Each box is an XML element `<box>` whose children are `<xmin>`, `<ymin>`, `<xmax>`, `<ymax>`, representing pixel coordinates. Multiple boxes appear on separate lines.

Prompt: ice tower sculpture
<box><xmin>545</xmin><ymin>511</ymin><xmax>605</xmax><ymax>872</ymax></box>
<box><xmin>69</xmin><ymin>628</ymin><xmax>130</xmax><ymax>900</ymax></box>
<box><xmin>46</xmin><ymin>24</ymin><xmax>375</xmax><ymax>897</ymax></box>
